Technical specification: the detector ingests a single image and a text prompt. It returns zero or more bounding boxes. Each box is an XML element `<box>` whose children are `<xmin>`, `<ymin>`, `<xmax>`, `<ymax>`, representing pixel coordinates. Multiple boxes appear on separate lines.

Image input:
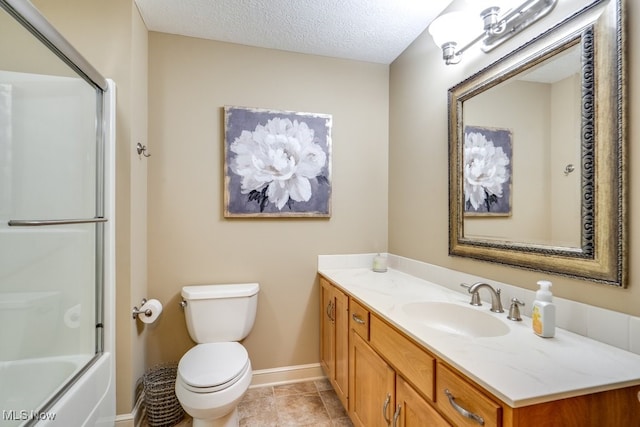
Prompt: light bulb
<box><xmin>428</xmin><ymin>11</ymin><xmax>483</xmax><ymax>49</ymax></box>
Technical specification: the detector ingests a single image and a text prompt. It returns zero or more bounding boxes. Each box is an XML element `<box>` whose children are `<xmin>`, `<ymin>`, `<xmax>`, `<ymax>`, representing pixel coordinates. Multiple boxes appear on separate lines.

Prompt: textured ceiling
<box><xmin>134</xmin><ymin>0</ymin><xmax>453</xmax><ymax>64</ymax></box>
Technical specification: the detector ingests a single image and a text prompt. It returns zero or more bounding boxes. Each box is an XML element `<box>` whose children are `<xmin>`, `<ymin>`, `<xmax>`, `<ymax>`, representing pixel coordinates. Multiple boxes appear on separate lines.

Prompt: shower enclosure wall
<box><xmin>0</xmin><ymin>0</ymin><xmax>115</xmax><ymax>425</ymax></box>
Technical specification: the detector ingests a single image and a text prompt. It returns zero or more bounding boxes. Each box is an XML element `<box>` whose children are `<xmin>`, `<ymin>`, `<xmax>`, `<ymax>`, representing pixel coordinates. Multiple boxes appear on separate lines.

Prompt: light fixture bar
<box><xmin>482</xmin><ymin>0</ymin><xmax>557</xmax><ymax>51</ymax></box>
<box><xmin>430</xmin><ymin>0</ymin><xmax>558</xmax><ymax>65</ymax></box>
<box><xmin>447</xmin><ymin>33</ymin><xmax>486</xmax><ymax>65</ymax></box>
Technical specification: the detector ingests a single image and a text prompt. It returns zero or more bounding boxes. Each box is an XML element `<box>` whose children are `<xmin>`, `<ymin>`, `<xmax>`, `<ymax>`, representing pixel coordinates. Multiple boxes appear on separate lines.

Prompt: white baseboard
<box><xmin>250</xmin><ymin>363</ymin><xmax>326</xmax><ymax>388</ymax></box>
<box><xmin>114</xmin><ymin>414</ymin><xmax>134</xmax><ymax>427</ymax></box>
<box><xmin>115</xmin><ymin>391</ymin><xmax>145</xmax><ymax>427</ymax></box>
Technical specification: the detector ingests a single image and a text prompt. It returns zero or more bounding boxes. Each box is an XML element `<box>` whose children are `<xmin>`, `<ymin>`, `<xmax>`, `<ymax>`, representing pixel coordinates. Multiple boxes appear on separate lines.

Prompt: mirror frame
<box><xmin>448</xmin><ymin>0</ymin><xmax>626</xmax><ymax>287</ymax></box>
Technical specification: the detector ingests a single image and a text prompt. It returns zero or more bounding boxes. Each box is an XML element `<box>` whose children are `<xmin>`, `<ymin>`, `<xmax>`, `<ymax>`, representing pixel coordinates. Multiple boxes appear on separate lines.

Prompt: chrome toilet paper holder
<box><xmin>132</xmin><ymin>298</ymin><xmax>152</xmax><ymax>319</ymax></box>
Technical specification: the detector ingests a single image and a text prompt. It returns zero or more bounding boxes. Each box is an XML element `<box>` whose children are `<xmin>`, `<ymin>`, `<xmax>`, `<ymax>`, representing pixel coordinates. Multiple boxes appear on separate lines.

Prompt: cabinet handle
<box><xmin>352</xmin><ymin>313</ymin><xmax>366</xmax><ymax>325</ymax></box>
<box><xmin>392</xmin><ymin>404</ymin><xmax>401</xmax><ymax>427</ymax></box>
<box><xmin>382</xmin><ymin>393</ymin><xmax>392</xmax><ymax>426</ymax></box>
<box><xmin>444</xmin><ymin>389</ymin><xmax>485</xmax><ymax>425</ymax></box>
<box><xmin>326</xmin><ymin>301</ymin><xmax>336</xmax><ymax>321</ymax></box>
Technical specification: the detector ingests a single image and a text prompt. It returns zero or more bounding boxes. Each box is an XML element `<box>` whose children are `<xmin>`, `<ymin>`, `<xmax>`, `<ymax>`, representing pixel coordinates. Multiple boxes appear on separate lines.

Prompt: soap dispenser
<box><xmin>532</xmin><ymin>280</ymin><xmax>556</xmax><ymax>338</ymax></box>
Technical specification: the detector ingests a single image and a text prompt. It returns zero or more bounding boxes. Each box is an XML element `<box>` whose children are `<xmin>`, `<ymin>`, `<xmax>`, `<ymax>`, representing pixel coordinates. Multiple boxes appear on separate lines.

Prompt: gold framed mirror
<box><xmin>448</xmin><ymin>0</ymin><xmax>626</xmax><ymax>286</ymax></box>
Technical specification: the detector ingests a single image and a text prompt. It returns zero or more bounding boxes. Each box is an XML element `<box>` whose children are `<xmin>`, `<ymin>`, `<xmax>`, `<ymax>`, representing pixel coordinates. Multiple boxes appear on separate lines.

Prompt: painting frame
<box><xmin>223</xmin><ymin>105</ymin><xmax>332</xmax><ymax>218</ymax></box>
<box><xmin>463</xmin><ymin>125</ymin><xmax>513</xmax><ymax>217</ymax></box>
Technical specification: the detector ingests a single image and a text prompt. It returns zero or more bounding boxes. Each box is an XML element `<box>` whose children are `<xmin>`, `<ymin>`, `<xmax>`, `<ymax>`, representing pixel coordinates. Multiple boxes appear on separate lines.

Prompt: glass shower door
<box><xmin>0</xmin><ymin>2</ymin><xmax>106</xmax><ymax>423</ymax></box>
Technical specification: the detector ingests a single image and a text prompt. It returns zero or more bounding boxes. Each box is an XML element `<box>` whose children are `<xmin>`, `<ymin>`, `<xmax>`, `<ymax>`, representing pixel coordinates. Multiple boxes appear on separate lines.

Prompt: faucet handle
<box><xmin>507</xmin><ymin>298</ymin><xmax>525</xmax><ymax>321</ymax></box>
<box><xmin>460</xmin><ymin>283</ymin><xmax>482</xmax><ymax>306</ymax></box>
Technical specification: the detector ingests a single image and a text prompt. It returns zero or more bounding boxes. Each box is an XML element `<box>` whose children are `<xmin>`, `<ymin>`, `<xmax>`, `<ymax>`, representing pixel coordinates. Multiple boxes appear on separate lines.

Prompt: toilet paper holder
<box><xmin>132</xmin><ymin>298</ymin><xmax>152</xmax><ymax>319</ymax></box>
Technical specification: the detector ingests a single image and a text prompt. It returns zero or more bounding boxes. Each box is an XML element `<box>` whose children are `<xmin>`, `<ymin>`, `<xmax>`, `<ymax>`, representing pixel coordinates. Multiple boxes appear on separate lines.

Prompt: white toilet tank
<box><xmin>181</xmin><ymin>283</ymin><xmax>259</xmax><ymax>343</ymax></box>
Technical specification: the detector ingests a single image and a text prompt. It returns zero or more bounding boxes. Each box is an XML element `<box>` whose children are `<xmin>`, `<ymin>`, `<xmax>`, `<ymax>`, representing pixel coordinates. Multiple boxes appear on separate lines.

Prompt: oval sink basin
<box><xmin>402</xmin><ymin>302</ymin><xmax>510</xmax><ymax>338</ymax></box>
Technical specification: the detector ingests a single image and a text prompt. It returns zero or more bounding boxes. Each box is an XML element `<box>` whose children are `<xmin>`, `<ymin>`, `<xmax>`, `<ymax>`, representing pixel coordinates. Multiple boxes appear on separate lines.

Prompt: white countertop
<box><xmin>319</xmin><ymin>267</ymin><xmax>640</xmax><ymax>407</ymax></box>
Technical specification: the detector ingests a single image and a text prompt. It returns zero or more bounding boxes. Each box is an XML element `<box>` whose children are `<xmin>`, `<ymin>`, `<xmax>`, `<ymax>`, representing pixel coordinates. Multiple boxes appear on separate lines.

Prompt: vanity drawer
<box><xmin>436</xmin><ymin>362</ymin><xmax>502</xmax><ymax>427</ymax></box>
<box><xmin>349</xmin><ymin>298</ymin><xmax>370</xmax><ymax>340</ymax></box>
<box><xmin>370</xmin><ymin>314</ymin><xmax>435</xmax><ymax>401</ymax></box>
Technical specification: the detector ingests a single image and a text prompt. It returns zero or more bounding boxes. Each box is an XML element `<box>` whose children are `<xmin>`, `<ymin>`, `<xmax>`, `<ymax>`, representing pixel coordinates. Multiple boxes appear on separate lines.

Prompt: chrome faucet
<box><xmin>462</xmin><ymin>282</ymin><xmax>504</xmax><ymax>313</ymax></box>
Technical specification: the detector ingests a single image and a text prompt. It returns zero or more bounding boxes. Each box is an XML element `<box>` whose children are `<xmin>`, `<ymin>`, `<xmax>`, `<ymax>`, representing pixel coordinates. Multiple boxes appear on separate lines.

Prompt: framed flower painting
<box><xmin>224</xmin><ymin>106</ymin><xmax>332</xmax><ymax>217</ymax></box>
<box><xmin>463</xmin><ymin>125</ymin><xmax>512</xmax><ymax>216</ymax></box>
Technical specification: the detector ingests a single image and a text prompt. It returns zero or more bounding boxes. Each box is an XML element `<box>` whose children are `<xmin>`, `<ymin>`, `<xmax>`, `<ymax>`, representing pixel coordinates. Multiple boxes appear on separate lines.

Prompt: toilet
<box><xmin>175</xmin><ymin>283</ymin><xmax>259</xmax><ymax>427</ymax></box>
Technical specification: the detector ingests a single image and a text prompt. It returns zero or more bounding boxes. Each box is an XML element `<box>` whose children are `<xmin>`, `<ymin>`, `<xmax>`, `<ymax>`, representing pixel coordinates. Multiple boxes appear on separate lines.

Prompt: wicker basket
<box><xmin>143</xmin><ymin>363</ymin><xmax>185</xmax><ymax>427</ymax></box>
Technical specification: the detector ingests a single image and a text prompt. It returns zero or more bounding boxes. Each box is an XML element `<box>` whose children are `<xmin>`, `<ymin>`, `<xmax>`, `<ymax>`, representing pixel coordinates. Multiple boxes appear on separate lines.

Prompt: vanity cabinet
<box><xmin>396</xmin><ymin>375</ymin><xmax>451</xmax><ymax>427</ymax></box>
<box><xmin>349</xmin><ymin>298</ymin><xmax>448</xmax><ymax>427</ymax></box>
<box><xmin>319</xmin><ymin>274</ymin><xmax>640</xmax><ymax>426</ymax></box>
<box><xmin>436</xmin><ymin>362</ymin><xmax>501</xmax><ymax>427</ymax></box>
<box><xmin>369</xmin><ymin>315</ymin><xmax>435</xmax><ymax>401</ymax></box>
<box><xmin>319</xmin><ymin>277</ymin><xmax>348</xmax><ymax>408</ymax></box>
<box><xmin>349</xmin><ymin>331</ymin><xmax>395</xmax><ymax>427</ymax></box>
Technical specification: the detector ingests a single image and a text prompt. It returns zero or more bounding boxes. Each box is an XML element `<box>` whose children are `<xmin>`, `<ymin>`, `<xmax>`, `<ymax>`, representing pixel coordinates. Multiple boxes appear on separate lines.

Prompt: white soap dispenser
<box><xmin>532</xmin><ymin>280</ymin><xmax>556</xmax><ymax>338</ymax></box>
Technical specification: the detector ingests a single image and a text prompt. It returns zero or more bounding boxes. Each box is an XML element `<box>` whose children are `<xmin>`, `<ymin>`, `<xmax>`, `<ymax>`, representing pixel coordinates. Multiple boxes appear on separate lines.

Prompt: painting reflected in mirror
<box><xmin>462</xmin><ymin>42</ymin><xmax>581</xmax><ymax>248</ymax></box>
<box><xmin>463</xmin><ymin>125</ymin><xmax>513</xmax><ymax>218</ymax></box>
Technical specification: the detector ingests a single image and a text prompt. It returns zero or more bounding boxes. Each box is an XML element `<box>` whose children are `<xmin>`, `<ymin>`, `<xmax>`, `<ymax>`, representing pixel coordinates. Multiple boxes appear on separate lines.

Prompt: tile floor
<box><xmin>161</xmin><ymin>379</ymin><xmax>353</xmax><ymax>427</ymax></box>
<box><xmin>238</xmin><ymin>379</ymin><xmax>353</xmax><ymax>426</ymax></box>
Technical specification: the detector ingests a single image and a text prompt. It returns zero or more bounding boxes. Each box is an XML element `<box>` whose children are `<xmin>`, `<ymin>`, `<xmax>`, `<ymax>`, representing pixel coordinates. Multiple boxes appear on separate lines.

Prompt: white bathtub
<box><xmin>0</xmin><ymin>353</ymin><xmax>114</xmax><ymax>427</ymax></box>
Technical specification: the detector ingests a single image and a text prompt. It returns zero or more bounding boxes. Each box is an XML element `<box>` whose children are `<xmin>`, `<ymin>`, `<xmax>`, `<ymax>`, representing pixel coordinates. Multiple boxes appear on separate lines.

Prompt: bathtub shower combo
<box><xmin>0</xmin><ymin>0</ymin><xmax>115</xmax><ymax>426</ymax></box>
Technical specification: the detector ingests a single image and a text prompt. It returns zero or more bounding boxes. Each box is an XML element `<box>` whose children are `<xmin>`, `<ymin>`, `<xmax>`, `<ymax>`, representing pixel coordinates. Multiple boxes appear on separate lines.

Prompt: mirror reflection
<box><xmin>462</xmin><ymin>42</ymin><xmax>582</xmax><ymax>248</ymax></box>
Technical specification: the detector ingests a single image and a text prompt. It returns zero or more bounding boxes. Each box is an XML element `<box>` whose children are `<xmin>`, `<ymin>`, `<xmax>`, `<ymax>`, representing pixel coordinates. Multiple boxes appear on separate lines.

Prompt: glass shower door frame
<box><xmin>0</xmin><ymin>0</ymin><xmax>114</xmax><ymax>423</ymax></box>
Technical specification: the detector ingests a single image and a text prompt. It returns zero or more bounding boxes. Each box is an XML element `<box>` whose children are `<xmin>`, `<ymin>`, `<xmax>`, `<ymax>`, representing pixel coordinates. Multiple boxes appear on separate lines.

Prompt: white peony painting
<box><xmin>463</xmin><ymin>126</ymin><xmax>512</xmax><ymax>216</ymax></box>
<box><xmin>224</xmin><ymin>106</ymin><xmax>332</xmax><ymax>217</ymax></box>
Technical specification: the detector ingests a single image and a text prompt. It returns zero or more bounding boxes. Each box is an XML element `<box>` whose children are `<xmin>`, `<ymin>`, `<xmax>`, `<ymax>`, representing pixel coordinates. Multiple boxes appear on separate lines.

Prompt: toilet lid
<box><xmin>178</xmin><ymin>342</ymin><xmax>249</xmax><ymax>391</ymax></box>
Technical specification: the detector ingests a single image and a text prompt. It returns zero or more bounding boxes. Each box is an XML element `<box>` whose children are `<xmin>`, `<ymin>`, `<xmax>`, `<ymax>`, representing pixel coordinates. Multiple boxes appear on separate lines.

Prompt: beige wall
<box><xmin>389</xmin><ymin>0</ymin><xmax>640</xmax><ymax>316</ymax></box>
<box><xmin>32</xmin><ymin>0</ymin><xmax>149</xmax><ymax>414</ymax></box>
<box><xmin>146</xmin><ymin>33</ymin><xmax>389</xmax><ymax>370</ymax></box>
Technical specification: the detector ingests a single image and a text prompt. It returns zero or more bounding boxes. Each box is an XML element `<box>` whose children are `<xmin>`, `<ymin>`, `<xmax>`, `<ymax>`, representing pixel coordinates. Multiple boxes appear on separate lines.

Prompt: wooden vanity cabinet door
<box><xmin>320</xmin><ymin>278</ymin><xmax>334</xmax><ymax>378</ymax></box>
<box><xmin>396</xmin><ymin>375</ymin><xmax>451</xmax><ymax>427</ymax></box>
<box><xmin>319</xmin><ymin>278</ymin><xmax>348</xmax><ymax>408</ymax></box>
<box><xmin>333</xmin><ymin>286</ymin><xmax>349</xmax><ymax>407</ymax></box>
<box><xmin>436</xmin><ymin>362</ymin><xmax>502</xmax><ymax>427</ymax></box>
<box><xmin>349</xmin><ymin>331</ymin><xmax>395</xmax><ymax>427</ymax></box>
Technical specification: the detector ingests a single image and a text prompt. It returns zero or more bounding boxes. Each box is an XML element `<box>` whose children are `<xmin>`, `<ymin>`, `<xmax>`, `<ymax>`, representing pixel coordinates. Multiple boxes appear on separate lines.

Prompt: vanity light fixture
<box><xmin>428</xmin><ymin>0</ymin><xmax>557</xmax><ymax>65</ymax></box>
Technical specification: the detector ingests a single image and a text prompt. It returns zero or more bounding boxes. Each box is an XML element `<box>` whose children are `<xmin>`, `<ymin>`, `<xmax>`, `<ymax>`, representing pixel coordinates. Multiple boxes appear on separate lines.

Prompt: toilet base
<box><xmin>192</xmin><ymin>407</ymin><xmax>239</xmax><ymax>427</ymax></box>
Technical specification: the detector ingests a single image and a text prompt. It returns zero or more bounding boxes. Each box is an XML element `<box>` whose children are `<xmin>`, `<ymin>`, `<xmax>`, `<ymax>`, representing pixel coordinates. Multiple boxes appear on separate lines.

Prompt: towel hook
<box><xmin>563</xmin><ymin>164</ymin><xmax>574</xmax><ymax>176</ymax></box>
<box><xmin>136</xmin><ymin>142</ymin><xmax>151</xmax><ymax>158</ymax></box>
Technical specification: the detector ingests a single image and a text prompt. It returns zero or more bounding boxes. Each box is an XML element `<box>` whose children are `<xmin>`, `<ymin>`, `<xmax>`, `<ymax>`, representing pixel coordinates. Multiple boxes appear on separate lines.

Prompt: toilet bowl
<box><xmin>175</xmin><ymin>283</ymin><xmax>259</xmax><ymax>427</ymax></box>
<box><xmin>175</xmin><ymin>343</ymin><xmax>252</xmax><ymax>426</ymax></box>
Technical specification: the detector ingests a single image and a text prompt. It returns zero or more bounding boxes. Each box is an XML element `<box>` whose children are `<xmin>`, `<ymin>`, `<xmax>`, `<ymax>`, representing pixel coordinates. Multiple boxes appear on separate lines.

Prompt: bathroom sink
<box><xmin>402</xmin><ymin>302</ymin><xmax>510</xmax><ymax>338</ymax></box>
